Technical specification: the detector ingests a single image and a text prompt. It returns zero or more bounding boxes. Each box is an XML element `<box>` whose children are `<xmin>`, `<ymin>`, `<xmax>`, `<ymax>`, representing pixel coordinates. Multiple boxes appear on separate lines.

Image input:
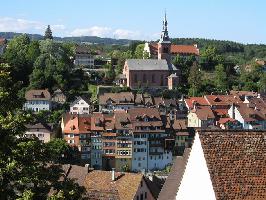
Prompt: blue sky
<box><xmin>1</xmin><ymin>0</ymin><xmax>265</xmax><ymax>44</ymax></box>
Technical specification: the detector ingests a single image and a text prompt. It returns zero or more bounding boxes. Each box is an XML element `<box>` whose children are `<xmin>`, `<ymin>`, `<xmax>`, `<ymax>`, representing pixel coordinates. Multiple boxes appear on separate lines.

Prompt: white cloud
<box><xmin>0</xmin><ymin>17</ymin><xmax>43</xmax><ymax>32</ymax></box>
<box><xmin>113</xmin><ymin>29</ymin><xmax>141</xmax><ymax>39</ymax></box>
<box><xmin>0</xmin><ymin>17</ymin><xmax>156</xmax><ymax>41</ymax></box>
<box><xmin>0</xmin><ymin>17</ymin><xmax>65</xmax><ymax>36</ymax></box>
<box><xmin>70</xmin><ymin>26</ymin><xmax>112</xmax><ymax>37</ymax></box>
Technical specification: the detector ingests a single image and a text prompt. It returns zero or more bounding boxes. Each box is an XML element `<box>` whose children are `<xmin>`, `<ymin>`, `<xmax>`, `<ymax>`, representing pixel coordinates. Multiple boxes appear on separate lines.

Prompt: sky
<box><xmin>1</xmin><ymin>0</ymin><xmax>266</xmax><ymax>44</ymax></box>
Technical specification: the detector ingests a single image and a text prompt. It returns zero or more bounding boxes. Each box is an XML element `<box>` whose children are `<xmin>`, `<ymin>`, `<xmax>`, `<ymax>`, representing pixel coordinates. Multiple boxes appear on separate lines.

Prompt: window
<box><xmin>138</xmin><ymin>163</ymin><xmax>141</xmax><ymax>167</ymax></box>
<box><xmin>141</xmin><ymin>181</ymin><xmax>143</xmax><ymax>187</ymax></box>
<box><xmin>73</xmin><ymin>107</ymin><xmax>78</xmax><ymax>110</ymax></box>
<box><xmin>140</xmin><ymin>193</ymin><xmax>143</xmax><ymax>200</ymax></box>
<box><xmin>70</xmin><ymin>134</ymin><xmax>74</xmax><ymax>138</ymax></box>
<box><xmin>145</xmin><ymin>192</ymin><xmax>147</xmax><ymax>199</ymax></box>
<box><xmin>83</xmin><ymin>107</ymin><xmax>89</xmax><ymax>110</ymax></box>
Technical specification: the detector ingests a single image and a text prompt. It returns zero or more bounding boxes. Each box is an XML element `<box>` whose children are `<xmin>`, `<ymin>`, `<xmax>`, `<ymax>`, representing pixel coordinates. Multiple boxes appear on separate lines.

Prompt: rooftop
<box><xmin>126</xmin><ymin>59</ymin><xmax>178</xmax><ymax>71</ymax></box>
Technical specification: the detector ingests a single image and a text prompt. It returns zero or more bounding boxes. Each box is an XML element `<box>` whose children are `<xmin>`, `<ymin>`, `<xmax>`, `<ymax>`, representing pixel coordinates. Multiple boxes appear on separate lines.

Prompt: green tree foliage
<box><xmin>110</xmin><ymin>50</ymin><xmax>133</xmax><ymax>75</ymax></box>
<box><xmin>188</xmin><ymin>62</ymin><xmax>202</xmax><ymax>96</ymax></box>
<box><xmin>200</xmin><ymin>46</ymin><xmax>224</xmax><ymax>70</ymax></box>
<box><xmin>3</xmin><ymin>34</ymin><xmax>40</xmax><ymax>86</ymax></box>
<box><xmin>44</xmin><ymin>25</ymin><xmax>53</xmax><ymax>40</ymax></box>
<box><xmin>0</xmin><ymin>64</ymin><xmax>85</xmax><ymax>199</ymax></box>
<box><xmin>104</xmin><ymin>63</ymin><xmax>115</xmax><ymax>83</ymax></box>
<box><xmin>29</xmin><ymin>40</ymin><xmax>72</xmax><ymax>91</ymax></box>
<box><xmin>214</xmin><ymin>64</ymin><xmax>228</xmax><ymax>92</ymax></box>
<box><xmin>134</xmin><ymin>44</ymin><xmax>149</xmax><ymax>59</ymax></box>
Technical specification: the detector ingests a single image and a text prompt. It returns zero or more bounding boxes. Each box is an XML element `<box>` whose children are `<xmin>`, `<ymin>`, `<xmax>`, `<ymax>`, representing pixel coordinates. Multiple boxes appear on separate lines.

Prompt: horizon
<box><xmin>1</xmin><ymin>0</ymin><xmax>266</xmax><ymax>44</ymax></box>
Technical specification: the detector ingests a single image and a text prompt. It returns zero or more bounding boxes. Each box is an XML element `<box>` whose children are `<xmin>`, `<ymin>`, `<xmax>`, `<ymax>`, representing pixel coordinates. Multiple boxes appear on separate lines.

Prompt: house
<box><xmin>74</xmin><ymin>45</ymin><xmax>94</xmax><ymax>68</ymax></box>
<box><xmin>158</xmin><ymin>130</ymin><xmax>266</xmax><ymax>200</ymax></box>
<box><xmin>70</xmin><ymin>96</ymin><xmax>91</xmax><ymax>115</ymax></box>
<box><xmin>84</xmin><ymin>169</ymin><xmax>155</xmax><ymax>200</ymax></box>
<box><xmin>228</xmin><ymin>102</ymin><xmax>266</xmax><ymax>130</ymax></box>
<box><xmin>187</xmin><ymin>105</ymin><xmax>215</xmax><ymax>128</ymax></box>
<box><xmin>51</xmin><ymin>89</ymin><xmax>66</xmax><ymax>106</ymax></box>
<box><xmin>61</xmin><ymin>113</ymin><xmax>91</xmax><ymax>162</ymax></box>
<box><xmin>122</xmin><ymin>59</ymin><xmax>179</xmax><ymax>89</ymax></box>
<box><xmin>184</xmin><ymin>96</ymin><xmax>209</xmax><ymax>110</ymax></box>
<box><xmin>24</xmin><ymin>89</ymin><xmax>51</xmax><ymax>112</ymax></box>
<box><xmin>25</xmin><ymin>122</ymin><xmax>53</xmax><ymax>143</ymax></box>
<box><xmin>128</xmin><ymin>108</ymin><xmax>172</xmax><ymax>172</ymax></box>
<box><xmin>217</xmin><ymin>118</ymin><xmax>242</xmax><ymax>129</ymax></box>
<box><xmin>144</xmin><ymin>14</ymin><xmax>199</xmax><ymax>60</ymax></box>
<box><xmin>99</xmin><ymin>92</ymin><xmax>135</xmax><ymax>112</ymax></box>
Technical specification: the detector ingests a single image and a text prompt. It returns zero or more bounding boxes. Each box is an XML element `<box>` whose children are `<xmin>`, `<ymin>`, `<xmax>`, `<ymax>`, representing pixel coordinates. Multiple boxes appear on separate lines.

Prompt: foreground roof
<box><xmin>84</xmin><ymin>170</ymin><xmax>143</xmax><ymax>200</ymax></box>
<box><xmin>126</xmin><ymin>59</ymin><xmax>177</xmax><ymax>71</ymax></box>
<box><xmin>199</xmin><ymin>130</ymin><xmax>266</xmax><ymax>199</ymax></box>
<box><xmin>160</xmin><ymin>130</ymin><xmax>266</xmax><ymax>200</ymax></box>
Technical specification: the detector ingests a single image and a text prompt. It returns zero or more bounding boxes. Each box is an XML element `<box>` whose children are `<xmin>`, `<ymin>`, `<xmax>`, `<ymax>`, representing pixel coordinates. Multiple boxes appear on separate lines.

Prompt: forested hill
<box><xmin>0</xmin><ymin>32</ymin><xmax>137</xmax><ymax>45</ymax></box>
<box><xmin>171</xmin><ymin>38</ymin><xmax>266</xmax><ymax>63</ymax></box>
<box><xmin>1</xmin><ymin>32</ymin><xmax>266</xmax><ymax>61</ymax></box>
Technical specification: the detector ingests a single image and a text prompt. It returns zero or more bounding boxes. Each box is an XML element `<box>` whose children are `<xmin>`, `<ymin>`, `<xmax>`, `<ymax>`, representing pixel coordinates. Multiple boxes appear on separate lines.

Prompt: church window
<box><xmin>152</xmin><ymin>74</ymin><xmax>155</xmax><ymax>83</ymax></box>
<box><xmin>143</xmin><ymin>74</ymin><xmax>147</xmax><ymax>83</ymax></box>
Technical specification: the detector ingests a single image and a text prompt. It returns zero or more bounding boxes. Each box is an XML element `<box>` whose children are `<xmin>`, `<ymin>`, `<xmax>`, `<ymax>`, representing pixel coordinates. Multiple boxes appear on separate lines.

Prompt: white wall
<box><xmin>176</xmin><ymin>133</ymin><xmax>216</xmax><ymax>200</ymax></box>
<box><xmin>132</xmin><ymin>136</ymin><xmax>148</xmax><ymax>171</ymax></box>
<box><xmin>24</xmin><ymin>100</ymin><xmax>51</xmax><ymax>112</ymax></box>
<box><xmin>25</xmin><ymin>131</ymin><xmax>51</xmax><ymax>143</ymax></box>
<box><xmin>70</xmin><ymin>98</ymin><xmax>90</xmax><ymax>114</ymax></box>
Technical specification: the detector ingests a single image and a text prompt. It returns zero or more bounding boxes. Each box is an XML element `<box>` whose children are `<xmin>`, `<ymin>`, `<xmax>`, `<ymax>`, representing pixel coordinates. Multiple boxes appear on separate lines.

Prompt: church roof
<box><xmin>126</xmin><ymin>59</ymin><xmax>177</xmax><ymax>71</ymax></box>
<box><xmin>149</xmin><ymin>43</ymin><xmax>199</xmax><ymax>56</ymax></box>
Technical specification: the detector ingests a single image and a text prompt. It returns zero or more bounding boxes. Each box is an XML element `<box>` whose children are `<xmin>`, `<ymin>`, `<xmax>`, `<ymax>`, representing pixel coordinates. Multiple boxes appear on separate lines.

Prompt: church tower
<box><xmin>158</xmin><ymin>12</ymin><xmax>171</xmax><ymax>63</ymax></box>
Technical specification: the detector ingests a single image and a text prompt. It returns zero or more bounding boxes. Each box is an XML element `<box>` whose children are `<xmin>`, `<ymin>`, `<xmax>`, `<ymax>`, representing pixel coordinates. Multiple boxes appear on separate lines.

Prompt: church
<box><xmin>118</xmin><ymin>13</ymin><xmax>198</xmax><ymax>90</ymax></box>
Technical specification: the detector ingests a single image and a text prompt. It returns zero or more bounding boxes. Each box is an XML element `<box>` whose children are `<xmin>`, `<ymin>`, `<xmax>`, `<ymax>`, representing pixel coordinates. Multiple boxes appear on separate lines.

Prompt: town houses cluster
<box><xmin>15</xmin><ymin>13</ymin><xmax>266</xmax><ymax>200</ymax></box>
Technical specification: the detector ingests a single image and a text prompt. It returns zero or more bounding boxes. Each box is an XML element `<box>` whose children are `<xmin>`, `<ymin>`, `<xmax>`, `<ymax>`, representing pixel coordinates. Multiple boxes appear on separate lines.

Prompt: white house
<box><xmin>158</xmin><ymin>130</ymin><xmax>266</xmax><ymax>200</ymax></box>
<box><xmin>24</xmin><ymin>89</ymin><xmax>51</xmax><ymax>112</ymax></box>
<box><xmin>25</xmin><ymin>122</ymin><xmax>53</xmax><ymax>143</ymax></box>
<box><xmin>70</xmin><ymin>96</ymin><xmax>91</xmax><ymax>114</ymax></box>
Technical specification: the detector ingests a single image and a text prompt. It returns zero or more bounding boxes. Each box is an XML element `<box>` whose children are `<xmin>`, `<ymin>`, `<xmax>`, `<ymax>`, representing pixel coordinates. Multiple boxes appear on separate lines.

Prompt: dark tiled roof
<box><xmin>126</xmin><ymin>59</ymin><xmax>178</xmax><ymax>71</ymax></box>
<box><xmin>99</xmin><ymin>92</ymin><xmax>134</xmax><ymax>105</ymax></box>
<box><xmin>25</xmin><ymin>89</ymin><xmax>51</xmax><ymax>100</ymax></box>
<box><xmin>199</xmin><ymin>130</ymin><xmax>266</xmax><ymax>200</ymax></box>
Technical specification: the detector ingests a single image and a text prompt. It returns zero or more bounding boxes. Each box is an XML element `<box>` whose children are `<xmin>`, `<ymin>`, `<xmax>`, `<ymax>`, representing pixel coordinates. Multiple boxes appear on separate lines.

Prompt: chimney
<box><xmin>111</xmin><ymin>168</ymin><xmax>116</xmax><ymax>181</ymax></box>
<box><xmin>85</xmin><ymin>164</ymin><xmax>90</xmax><ymax>173</ymax></box>
<box><xmin>257</xmin><ymin>93</ymin><xmax>261</xmax><ymax>99</ymax></box>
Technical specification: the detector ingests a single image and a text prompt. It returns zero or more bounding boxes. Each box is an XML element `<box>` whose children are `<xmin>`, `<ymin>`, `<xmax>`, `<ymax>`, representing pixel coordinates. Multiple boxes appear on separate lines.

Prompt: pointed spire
<box><xmin>160</xmin><ymin>11</ymin><xmax>170</xmax><ymax>42</ymax></box>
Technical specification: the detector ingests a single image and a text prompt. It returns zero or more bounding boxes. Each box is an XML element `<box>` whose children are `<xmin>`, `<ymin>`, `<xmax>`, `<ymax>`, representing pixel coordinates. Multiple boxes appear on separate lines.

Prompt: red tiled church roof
<box><xmin>149</xmin><ymin>43</ymin><xmax>199</xmax><ymax>56</ymax></box>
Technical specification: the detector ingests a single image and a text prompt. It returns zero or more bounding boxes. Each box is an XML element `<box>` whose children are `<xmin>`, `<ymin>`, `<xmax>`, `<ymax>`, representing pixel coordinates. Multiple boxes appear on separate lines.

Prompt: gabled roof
<box><xmin>25</xmin><ymin>89</ymin><xmax>51</xmax><ymax>101</ymax></box>
<box><xmin>163</xmin><ymin>130</ymin><xmax>266</xmax><ymax>200</ymax></box>
<box><xmin>25</xmin><ymin>122</ymin><xmax>53</xmax><ymax>133</ymax></box>
<box><xmin>204</xmin><ymin>95</ymin><xmax>242</xmax><ymax>106</ymax></box>
<box><xmin>62</xmin><ymin>113</ymin><xmax>91</xmax><ymax>134</ymax></box>
<box><xmin>199</xmin><ymin>130</ymin><xmax>266</xmax><ymax>200</ymax></box>
<box><xmin>185</xmin><ymin>97</ymin><xmax>209</xmax><ymax>109</ymax></box>
<box><xmin>126</xmin><ymin>59</ymin><xmax>178</xmax><ymax>71</ymax></box>
<box><xmin>84</xmin><ymin>170</ymin><xmax>143</xmax><ymax>200</ymax></box>
<box><xmin>99</xmin><ymin>92</ymin><xmax>134</xmax><ymax>105</ymax></box>
<box><xmin>70</xmin><ymin>96</ymin><xmax>90</xmax><ymax>107</ymax></box>
<box><xmin>190</xmin><ymin>106</ymin><xmax>215</xmax><ymax>120</ymax></box>
<box><xmin>149</xmin><ymin>43</ymin><xmax>199</xmax><ymax>56</ymax></box>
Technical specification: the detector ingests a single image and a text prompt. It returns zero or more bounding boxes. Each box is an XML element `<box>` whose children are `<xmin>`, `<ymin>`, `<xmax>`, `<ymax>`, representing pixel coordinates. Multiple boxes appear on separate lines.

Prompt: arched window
<box><xmin>163</xmin><ymin>47</ymin><xmax>169</xmax><ymax>53</ymax></box>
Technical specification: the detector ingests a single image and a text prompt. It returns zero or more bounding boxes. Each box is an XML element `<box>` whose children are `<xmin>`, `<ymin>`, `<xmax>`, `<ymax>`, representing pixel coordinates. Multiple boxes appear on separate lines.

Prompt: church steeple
<box><xmin>160</xmin><ymin>11</ymin><xmax>170</xmax><ymax>42</ymax></box>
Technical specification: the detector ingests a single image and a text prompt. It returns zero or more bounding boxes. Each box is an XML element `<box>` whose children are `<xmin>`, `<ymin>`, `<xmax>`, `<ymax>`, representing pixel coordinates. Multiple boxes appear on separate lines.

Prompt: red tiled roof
<box><xmin>185</xmin><ymin>97</ymin><xmax>209</xmax><ymax>109</ymax></box>
<box><xmin>199</xmin><ymin>130</ymin><xmax>266</xmax><ymax>200</ymax></box>
<box><xmin>191</xmin><ymin>106</ymin><xmax>215</xmax><ymax>120</ymax></box>
<box><xmin>213</xmin><ymin>108</ymin><xmax>229</xmax><ymax>116</ymax></box>
<box><xmin>149</xmin><ymin>43</ymin><xmax>199</xmax><ymax>56</ymax></box>
<box><xmin>204</xmin><ymin>95</ymin><xmax>242</xmax><ymax>106</ymax></box>
<box><xmin>25</xmin><ymin>89</ymin><xmax>51</xmax><ymax>100</ymax></box>
<box><xmin>218</xmin><ymin>117</ymin><xmax>237</xmax><ymax>124</ymax></box>
<box><xmin>63</xmin><ymin>113</ymin><xmax>91</xmax><ymax>134</ymax></box>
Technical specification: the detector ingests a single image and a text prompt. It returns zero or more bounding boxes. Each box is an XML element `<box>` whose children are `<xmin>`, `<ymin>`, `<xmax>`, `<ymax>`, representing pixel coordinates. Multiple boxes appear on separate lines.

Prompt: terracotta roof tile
<box><xmin>25</xmin><ymin>89</ymin><xmax>51</xmax><ymax>100</ymax></box>
<box><xmin>199</xmin><ymin>130</ymin><xmax>266</xmax><ymax>200</ymax></box>
<box><xmin>84</xmin><ymin>170</ymin><xmax>143</xmax><ymax>200</ymax></box>
<box><xmin>150</xmin><ymin>43</ymin><xmax>199</xmax><ymax>55</ymax></box>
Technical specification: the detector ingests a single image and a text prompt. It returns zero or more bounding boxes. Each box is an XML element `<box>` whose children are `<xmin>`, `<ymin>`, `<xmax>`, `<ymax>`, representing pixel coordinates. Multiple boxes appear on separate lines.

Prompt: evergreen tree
<box><xmin>214</xmin><ymin>64</ymin><xmax>228</xmax><ymax>92</ymax></box>
<box><xmin>44</xmin><ymin>25</ymin><xmax>53</xmax><ymax>40</ymax></box>
<box><xmin>188</xmin><ymin>62</ymin><xmax>202</xmax><ymax>96</ymax></box>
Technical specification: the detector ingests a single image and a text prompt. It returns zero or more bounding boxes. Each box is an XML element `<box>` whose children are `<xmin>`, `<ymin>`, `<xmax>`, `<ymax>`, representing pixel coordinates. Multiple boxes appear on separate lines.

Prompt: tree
<box><xmin>3</xmin><ymin>34</ymin><xmax>35</xmax><ymax>86</ymax></box>
<box><xmin>188</xmin><ymin>62</ymin><xmax>202</xmax><ymax>96</ymax></box>
<box><xmin>214</xmin><ymin>64</ymin><xmax>228</xmax><ymax>92</ymax></box>
<box><xmin>0</xmin><ymin>64</ymin><xmax>85</xmax><ymax>199</ymax></box>
<box><xmin>44</xmin><ymin>25</ymin><xmax>53</xmax><ymax>40</ymax></box>
<box><xmin>134</xmin><ymin>44</ymin><xmax>149</xmax><ymax>59</ymax></box>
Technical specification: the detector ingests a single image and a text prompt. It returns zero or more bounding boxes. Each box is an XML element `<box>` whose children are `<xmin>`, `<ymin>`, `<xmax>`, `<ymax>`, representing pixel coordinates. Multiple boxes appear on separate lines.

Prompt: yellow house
<box><xmin>187</xmin><ymin>106</ymin><xmax>215</xmax><ymax>128</ymax></box>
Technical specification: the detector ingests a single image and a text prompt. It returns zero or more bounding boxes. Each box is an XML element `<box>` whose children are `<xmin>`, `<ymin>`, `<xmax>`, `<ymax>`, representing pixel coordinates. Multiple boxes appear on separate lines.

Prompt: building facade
<box><xmin>70</xmin><ymin>96</ymin><xmax>91</xmax><ymax>115</ymax></box>
<box><xmin>24</xmin><ymin>89</ymin><xmax>52</xmax><ymax>112</ymax></box>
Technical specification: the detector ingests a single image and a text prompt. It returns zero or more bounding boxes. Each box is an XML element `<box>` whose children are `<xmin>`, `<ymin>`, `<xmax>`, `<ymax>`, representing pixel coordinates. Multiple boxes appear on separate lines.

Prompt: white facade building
<box><xmin>24</xmin><ymin>89</ymin><xmax>51</xmax><ymax>112</ymax></box>
<box><xmin>70</xmin><ymin>96</ymin><xmax>91</xmax><ymax>115</ymax></box>
<box><xmin>25</xmin><ymin>123</ymin><xmax>53</xmax><ymax>143</ymax></box>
